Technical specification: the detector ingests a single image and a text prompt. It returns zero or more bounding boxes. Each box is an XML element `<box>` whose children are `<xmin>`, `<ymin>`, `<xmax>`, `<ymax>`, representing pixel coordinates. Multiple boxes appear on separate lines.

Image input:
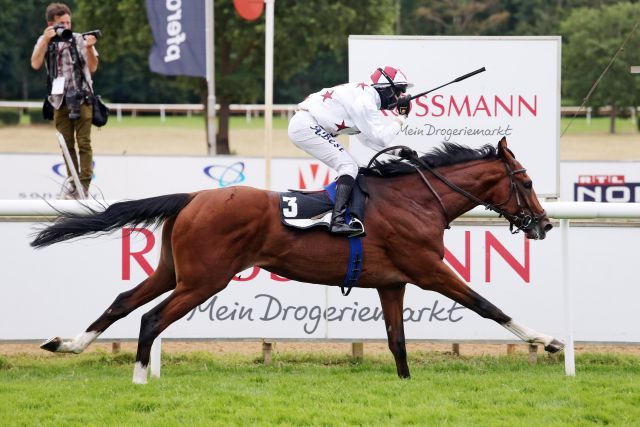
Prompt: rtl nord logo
<box><xmin>574</xmin><ymin>175</ymin><xmax>640</xmax><ymax>203</ymax></box>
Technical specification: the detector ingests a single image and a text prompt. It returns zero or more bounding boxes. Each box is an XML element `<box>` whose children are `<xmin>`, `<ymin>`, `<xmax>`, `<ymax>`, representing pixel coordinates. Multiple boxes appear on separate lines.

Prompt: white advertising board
<box><xmin>2</xmin><ymin>220</ymin><xmax>639</xmax><ymax>343</ymax></box>
<box><xmin>0</xmin><ymin>153</ymin><xmax>337</xmax><ymax>200</ymax></box>
<box><xmin>2</xmin><ymin>155</ymin><xmax>639</xmax><ymax>343</ymax></box>
<box><xmin>348</xmin><ymin>36</ymin><xmax>560</xmax><ymax>196</ymax></box>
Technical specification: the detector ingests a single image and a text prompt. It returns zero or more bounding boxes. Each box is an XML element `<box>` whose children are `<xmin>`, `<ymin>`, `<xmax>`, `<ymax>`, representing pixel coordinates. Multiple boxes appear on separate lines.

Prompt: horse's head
<box><xmin>493</xmin><ymin>137</ymin><xmax>553</xmax><ymax>240</ymax></box>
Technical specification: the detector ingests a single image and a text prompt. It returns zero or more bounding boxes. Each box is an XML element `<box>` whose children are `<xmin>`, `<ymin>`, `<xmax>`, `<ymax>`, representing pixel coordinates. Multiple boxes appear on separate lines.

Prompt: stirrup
<box><xmin>330</xmin><ymin>221</ymin><xmax>361</xmax><ymax>236</ymax></box>
<box><xmin>330</xmin><ymin>218</ymin><xmax>365</xmax><ymax>237</ymax></box>
<box><xmin>347</xmin><ymin>218</ymin><xmax>366</xmax><ymax>237</ymax></box>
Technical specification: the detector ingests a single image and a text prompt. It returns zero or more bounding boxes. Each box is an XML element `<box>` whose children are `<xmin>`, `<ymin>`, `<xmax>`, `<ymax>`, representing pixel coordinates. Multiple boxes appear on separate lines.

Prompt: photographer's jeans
<box><xmin>54</xmin><ymin>103</ymin><xmax>93</xmax><ymax>191</ymax></box>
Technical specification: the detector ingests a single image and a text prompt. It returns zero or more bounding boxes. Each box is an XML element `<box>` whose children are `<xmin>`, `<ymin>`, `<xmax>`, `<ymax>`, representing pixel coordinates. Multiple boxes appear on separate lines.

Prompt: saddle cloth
<box><xmin>279</xmin><ymin>175</ymin><xmax>367</xmax><ymax>295</ymax></box>
<box><xmin>279</xmin><ymin>175</ymin><xmax>367</xmax><ymax>231</ymax></box>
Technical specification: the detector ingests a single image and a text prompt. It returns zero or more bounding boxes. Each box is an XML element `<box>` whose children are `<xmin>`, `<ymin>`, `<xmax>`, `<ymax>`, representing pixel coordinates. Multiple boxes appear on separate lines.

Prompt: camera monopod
<box><xmin>407</xmin><ymin>66</ymin><xmax>486</xmax><ymax>102</ymax></box>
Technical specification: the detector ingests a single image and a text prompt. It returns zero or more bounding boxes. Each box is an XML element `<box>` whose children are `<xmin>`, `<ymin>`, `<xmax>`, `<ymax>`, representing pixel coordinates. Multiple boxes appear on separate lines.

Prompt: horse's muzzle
<box><xmin>526</xmin><ymin>217</ymin><xmax>553</xmax><ymax>240</ymax></box>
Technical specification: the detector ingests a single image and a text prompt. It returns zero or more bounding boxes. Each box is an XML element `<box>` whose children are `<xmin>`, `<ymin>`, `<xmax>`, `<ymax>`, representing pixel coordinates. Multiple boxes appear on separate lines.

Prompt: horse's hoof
<box><xmin>40</xmin><ymin>337</ymin><xmax>62</xmax><ymax>352</ymax></box>
<box><xmin>544</xmin><ymin>339</ymin><xmax>565</xmax><ymax>354</ymax></box>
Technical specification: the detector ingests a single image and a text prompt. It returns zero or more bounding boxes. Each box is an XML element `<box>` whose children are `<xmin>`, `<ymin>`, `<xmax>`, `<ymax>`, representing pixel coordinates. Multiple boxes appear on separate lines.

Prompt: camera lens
<box><xmin>53</xmin><ymin>25</ymin><xmax>72</xmax><ymax>41</ymax></box>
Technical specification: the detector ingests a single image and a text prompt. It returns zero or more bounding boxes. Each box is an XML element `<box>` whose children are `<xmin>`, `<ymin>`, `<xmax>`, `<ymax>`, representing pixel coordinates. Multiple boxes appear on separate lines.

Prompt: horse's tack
<box><xmin>278</xmin><ymin>181</ymin><xmax>365</xmax><ymax>295</ymax></box>
<box><xmin>404</xmin><ymin>149</ymin><xmax>544</xmax><ymax>235</ymax></box>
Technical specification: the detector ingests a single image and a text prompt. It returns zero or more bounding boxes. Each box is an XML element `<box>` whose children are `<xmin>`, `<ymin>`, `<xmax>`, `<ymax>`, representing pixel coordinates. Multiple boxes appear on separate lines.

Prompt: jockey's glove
<box><xmin>396</xmin><ymin>95</ymin><xmax>412</xmax><ymax>117</ymax></box>
<box><xmin>392</xmin><ymin>147</ymin><xmax>418</xmax><ymax>159</ymax></box>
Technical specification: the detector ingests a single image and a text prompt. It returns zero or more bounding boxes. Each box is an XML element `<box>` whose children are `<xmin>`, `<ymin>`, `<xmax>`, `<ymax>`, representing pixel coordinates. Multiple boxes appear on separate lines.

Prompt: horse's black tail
<box><xmin>31</xmin><ymin>193</ymin><xmax>193</xmax><ymax>248</ymax></box>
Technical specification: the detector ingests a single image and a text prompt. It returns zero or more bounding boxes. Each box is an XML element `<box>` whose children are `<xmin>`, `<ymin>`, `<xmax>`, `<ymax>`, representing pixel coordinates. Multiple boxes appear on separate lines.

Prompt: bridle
<box><xmin>367</xmin><ymin>146</ymin><xmax>547</xmax><ymax>234</ymax></box>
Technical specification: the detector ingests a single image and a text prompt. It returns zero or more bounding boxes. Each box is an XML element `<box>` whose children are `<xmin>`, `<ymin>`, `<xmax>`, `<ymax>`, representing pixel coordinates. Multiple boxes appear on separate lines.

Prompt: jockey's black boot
<box><xmin>330</xmin><ymin>176</ymin><xmax>362</xmax><ymax>236</ymax></box>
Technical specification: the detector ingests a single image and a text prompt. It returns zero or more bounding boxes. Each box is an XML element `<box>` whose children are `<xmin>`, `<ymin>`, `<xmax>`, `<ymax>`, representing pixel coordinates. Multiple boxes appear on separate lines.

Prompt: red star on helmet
<box><xmin>321</xmin><ymin>90</ymin><xmax>334</xmax><ymax>102</ymax></box>
<box><xmin>356</xmin><ymin>82</ymin><xmax>368</xmax><ymax>90</ymax></box>
<box><xmin>335</xmin><ymin>120</ymin><xmax>349</xmax><ymax>131</ymax></box>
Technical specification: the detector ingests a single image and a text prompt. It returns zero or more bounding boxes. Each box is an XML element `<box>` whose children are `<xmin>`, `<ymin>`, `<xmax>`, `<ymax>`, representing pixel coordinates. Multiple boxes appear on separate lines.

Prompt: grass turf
<box><xmin>0</xmin><ymin>351</ymin><xmax>638</xmax><ymax>426</ymax></box>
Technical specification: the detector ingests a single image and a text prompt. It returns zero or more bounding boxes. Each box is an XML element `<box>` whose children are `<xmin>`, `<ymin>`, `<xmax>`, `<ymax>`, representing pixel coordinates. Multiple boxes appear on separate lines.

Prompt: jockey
<box><xmin>288</xmin><ymin>65</ymin><xmax>414</xmax><ymax>236</ymax></box>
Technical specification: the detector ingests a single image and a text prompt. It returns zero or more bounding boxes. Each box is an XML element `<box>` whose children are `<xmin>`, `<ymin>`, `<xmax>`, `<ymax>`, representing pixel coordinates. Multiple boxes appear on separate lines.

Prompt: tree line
<box><xmin>0</xmin><ymin>0</ymin><xmax>638</xmax><ymax>149</ymax></box>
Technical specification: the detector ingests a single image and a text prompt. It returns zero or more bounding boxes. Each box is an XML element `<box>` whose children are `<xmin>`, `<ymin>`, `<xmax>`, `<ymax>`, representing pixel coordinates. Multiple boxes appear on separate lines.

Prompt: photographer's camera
<box><xmin>65</xmin><ymin>90</ymin><xmax>85</xmax><ymax>120</ymax></box>
<box><xmin>52</xmin><ymin>24</ymin><xmax>72</xmax><ymax>41</ymax></box>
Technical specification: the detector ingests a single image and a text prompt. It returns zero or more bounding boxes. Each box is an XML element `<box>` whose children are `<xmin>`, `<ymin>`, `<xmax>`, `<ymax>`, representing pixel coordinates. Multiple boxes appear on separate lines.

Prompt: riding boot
<box><xmin>330</xmin><ymin>178</ymin><xmax>361</xmax><ymax>236</ymax></box>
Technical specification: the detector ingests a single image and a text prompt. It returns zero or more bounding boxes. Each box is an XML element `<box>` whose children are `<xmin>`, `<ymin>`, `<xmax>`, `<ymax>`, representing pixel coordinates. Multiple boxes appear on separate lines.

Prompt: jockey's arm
<box><xmin>348</xmin><ymin>96</ymin><xmax>405</xmax><ymax>152</ymax></box>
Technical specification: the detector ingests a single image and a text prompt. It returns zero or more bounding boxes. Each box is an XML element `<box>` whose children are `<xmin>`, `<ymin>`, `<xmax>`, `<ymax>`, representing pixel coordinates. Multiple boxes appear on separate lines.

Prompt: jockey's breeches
<box><xmin>288</xmin><ymin>110</ymin><xmax>359</xmax><ymax>179</ymax></box>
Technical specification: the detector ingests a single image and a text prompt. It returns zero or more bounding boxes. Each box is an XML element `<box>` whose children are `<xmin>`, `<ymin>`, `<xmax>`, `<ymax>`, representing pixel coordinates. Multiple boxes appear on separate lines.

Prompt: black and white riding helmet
<box><xmin>370</xmin><ymin>66</ymin><xmax>413</xmax><ymax>110</ymax></box>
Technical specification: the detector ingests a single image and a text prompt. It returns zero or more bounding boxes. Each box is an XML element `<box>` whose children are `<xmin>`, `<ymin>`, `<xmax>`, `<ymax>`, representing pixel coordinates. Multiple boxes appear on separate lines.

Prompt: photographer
<box><xmin>31</xmin><ymin>3</ymin><xmax>99</xmax><ymax>198</ymax></box>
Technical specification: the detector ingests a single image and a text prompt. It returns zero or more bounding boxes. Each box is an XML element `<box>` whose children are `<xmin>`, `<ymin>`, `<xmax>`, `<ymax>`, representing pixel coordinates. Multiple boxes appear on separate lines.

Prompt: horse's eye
<box><xmin>523</xmin><ymin>181</ymin><xmax>533</xmax><ymax>190</ymax></box>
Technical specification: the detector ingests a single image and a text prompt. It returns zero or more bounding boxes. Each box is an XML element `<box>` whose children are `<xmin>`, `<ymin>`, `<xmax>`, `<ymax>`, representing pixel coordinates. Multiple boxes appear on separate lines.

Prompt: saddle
<box><xmin>279</xmin><ymin>174</ymin><xmax>368</xmax><ymax>233</ymax></box>
<box><xmin>279</xmin><ymin>174</ymin><xmax>368</xmax><ymax>295</ymax></box>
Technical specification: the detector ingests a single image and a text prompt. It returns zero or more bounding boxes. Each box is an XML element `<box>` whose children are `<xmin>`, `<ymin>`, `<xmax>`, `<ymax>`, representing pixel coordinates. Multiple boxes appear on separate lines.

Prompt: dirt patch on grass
<box><xmin>0</xmin><ymin>124</ymin><xmax>313</xmax><ymax>157</ymax></box>
<box><xmin>1</xmin><ymin>123</ymin><xmax>639</xmax><ymax>160</ymax></box>
<box><xmin>560</xmin><ymin>133</ymin><xmax>640</xmax><ymax>160</ymax></box>
<box><xmin>2</xmin><ymin>340</ymin><xmax>639</xmax><ymax>358</ymax></box>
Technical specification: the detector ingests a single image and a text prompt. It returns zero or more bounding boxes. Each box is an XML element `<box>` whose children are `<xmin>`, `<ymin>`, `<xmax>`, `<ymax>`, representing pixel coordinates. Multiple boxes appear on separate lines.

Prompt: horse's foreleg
<box><xmin>413</xmin><ymin>260</ymin><xmax>564</xmax><ymax>353</ymax></box>
<box><xmin>40</xmin><ymin>255</ymin><xmax>177</xmax><ymax>354</ymax></box>
<box><xmin>377</xmin><ymin>285</ymin><xmax>410</xmax><ymax>378</ymax></box>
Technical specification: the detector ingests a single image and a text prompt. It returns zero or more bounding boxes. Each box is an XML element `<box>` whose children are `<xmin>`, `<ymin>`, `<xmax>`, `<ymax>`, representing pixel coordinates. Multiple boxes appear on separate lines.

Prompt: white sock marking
<box><xmin>57</xmin><ymin>331</ymin><xmax>100</xmax><ymax>353</ymax></box>
<box><xmin>132</xmin><ymin>362</ymin><xmax>148</xmax><ymax>384</ymax></box>
<box><xmin>503</xmin><ymin>320</ymin><xmax>553</xmax><ymax>346</ymax></box>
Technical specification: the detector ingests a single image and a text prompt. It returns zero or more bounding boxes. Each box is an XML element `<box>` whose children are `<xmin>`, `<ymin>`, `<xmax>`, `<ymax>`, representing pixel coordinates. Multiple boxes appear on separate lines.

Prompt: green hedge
<box><xmin>29</xmin><ymin>109</ymin><xmax>49</xmax><ymax>124</ymax></box>
<box><xmin>0</xmin><ymin>111</ymin><xmax>20</xmax><ymax>125</ymax></box>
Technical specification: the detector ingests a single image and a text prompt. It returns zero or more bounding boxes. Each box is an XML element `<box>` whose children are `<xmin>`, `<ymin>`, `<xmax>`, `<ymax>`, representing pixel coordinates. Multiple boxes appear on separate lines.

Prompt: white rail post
<box><xmin>264</xmin><ymin>0</ymin><xmax>275</xmax><ymax>190</ymax></box>
<box><xmin>561</xmin><ymin>218</ymin><xmax>576</xmax><ymax>376</ymax></box>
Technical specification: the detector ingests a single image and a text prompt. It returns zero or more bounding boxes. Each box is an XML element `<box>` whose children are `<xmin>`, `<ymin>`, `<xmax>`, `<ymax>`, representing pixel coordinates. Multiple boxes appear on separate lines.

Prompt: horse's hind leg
<box><xmin>41</xmin><ymin>223</ymin><xmax>178</xmax><ymax>354</ymax></box>
<box><xmin>132</xmin><ymin>277</ymin><xmax>232</xmax><ymax>384</ymax></box>
<box><xmin>412</xmin><ymin>258</ymin><xmax>564</xmax><ymax>353</ymax></box>
<box><xmin>377</xmin><ymin>285</ymin><xmax>410</xmax><ymax>378</ymax></box>
<box><xmin>40</xmin><ymin>263</ymin><xmax>177</xmax><ymax>354</ymax></box>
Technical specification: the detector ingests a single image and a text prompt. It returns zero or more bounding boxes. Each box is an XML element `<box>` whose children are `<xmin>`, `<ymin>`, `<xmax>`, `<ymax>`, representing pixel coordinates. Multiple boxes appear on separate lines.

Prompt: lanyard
<box><xmin>56</xmin><ymin>42</ymin><xmax>69</xmax><ymax>77</ymax></box>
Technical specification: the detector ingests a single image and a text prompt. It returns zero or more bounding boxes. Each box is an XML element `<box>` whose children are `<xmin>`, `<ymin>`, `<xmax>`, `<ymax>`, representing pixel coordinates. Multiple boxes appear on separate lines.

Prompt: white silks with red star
<box><xmin>297</xmin><ymin>82</ymin><xmax>405</xmax><ymax>150</ymax></box>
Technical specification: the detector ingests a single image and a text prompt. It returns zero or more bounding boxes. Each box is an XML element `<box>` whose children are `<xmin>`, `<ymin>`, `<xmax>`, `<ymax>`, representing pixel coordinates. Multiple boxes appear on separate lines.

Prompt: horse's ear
<box><xmin>497</xmin><ymin>137</ymin><xmax>514</xmax><ymax>159</ymax></box>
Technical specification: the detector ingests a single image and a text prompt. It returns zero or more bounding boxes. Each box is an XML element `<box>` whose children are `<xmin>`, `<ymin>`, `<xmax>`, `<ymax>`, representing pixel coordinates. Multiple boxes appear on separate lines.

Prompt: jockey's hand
<box><xmin>397</xmin><ymin>95</ymin><xmax>411</xmax><ymax>117</ymax></box>
<box><xmin>393</xmin><ymin>147</ymin><xmax>418</xmax><ymax>159</ymax></box>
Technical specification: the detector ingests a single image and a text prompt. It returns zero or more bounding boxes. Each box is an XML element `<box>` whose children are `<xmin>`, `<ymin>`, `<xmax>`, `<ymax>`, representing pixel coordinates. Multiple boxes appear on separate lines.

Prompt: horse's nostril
<box><xmin>544</xmin><ymin>223</ymin><xmax>553</xmax><ymax>232</ymax></box>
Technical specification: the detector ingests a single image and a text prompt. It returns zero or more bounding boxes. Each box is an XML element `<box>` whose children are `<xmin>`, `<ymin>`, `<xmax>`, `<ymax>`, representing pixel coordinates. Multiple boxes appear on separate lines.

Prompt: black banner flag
<box><xmin>145</xmin><ymin>0</ymin><xmax>206</xmax><ymax>78</ymax></box>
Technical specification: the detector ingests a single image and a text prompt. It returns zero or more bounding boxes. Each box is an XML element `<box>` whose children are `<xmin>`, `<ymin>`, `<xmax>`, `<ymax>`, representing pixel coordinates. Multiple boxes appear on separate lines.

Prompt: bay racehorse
<box><xmin>31</xmin><ymin>137</ymin><xmax>563</xmax><ymax>384</ymax></box>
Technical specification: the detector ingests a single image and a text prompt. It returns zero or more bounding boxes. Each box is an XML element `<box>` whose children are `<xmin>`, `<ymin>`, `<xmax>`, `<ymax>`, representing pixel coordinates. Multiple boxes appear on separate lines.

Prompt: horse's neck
<box><xmin>367</xmin><ymin>159</ymin><xmax>504</xmax><ymax>223</ymax></box>
<box><xmin>429</xmin><ymin>159</ymin><xmax>505</xmax><ymax>221</ymax></box>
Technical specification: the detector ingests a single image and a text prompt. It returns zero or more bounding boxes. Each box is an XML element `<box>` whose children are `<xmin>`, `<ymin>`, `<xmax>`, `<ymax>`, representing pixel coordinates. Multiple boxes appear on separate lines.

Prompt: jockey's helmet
<box><xmin>370</xmin><ymin>66</ymin><xmax>413</xmax><ymax>110</ymax></box>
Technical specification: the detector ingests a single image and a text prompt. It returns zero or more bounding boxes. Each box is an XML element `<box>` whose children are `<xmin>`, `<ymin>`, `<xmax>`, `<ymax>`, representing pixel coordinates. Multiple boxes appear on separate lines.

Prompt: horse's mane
<box><xmin>362</xmin><ymin>142</ymin><xmax>499</xmax><ymax>177</ymax></box>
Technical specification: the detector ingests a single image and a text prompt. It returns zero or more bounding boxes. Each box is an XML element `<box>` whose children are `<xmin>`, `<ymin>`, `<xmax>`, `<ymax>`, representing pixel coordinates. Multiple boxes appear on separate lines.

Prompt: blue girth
<box><xmin>325</xmin><ymin>182</ymin><xmax>363</xmax><ymax>296</ymax></box>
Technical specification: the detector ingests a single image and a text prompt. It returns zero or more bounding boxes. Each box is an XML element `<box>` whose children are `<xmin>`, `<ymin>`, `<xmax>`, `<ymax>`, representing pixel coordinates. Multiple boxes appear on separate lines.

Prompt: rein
<box><xmin>367</xmin><ymin>146</ymin><xmax>545</xmax><ymax>234</ymax></box>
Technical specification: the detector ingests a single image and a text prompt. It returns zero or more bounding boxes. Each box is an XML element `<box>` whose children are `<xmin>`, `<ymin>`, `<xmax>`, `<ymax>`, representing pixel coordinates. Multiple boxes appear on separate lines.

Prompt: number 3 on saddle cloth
<box><xmin>279</xmin><ymin>175</ymin><xmax>368</xmax><ymax>295</ymax></box>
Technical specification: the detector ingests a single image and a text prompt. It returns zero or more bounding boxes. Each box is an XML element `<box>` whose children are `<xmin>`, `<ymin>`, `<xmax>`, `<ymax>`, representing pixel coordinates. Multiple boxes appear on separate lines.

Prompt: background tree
<box><xmin>399</xmin><ymin>0</ymin><xmax>510</xmax><ymax>35</ymax></box>
<box><xmin>74</xmin><ymin>0</ymin><xmax>202</xmax><ymax>104</ymax></box>
<box><xmin>214</xmin><ymin>0</ymin><xmax>396</xmax><ymax>153</ymax></box>
<box><xmin>561</xmin><ymin>2</ymin><xmax>640</xmax><ymax>133</ymax></box>
<box><xmin>2</xmin><ymin>1</ymin><xmax>639</xmax><ymax>144</ymax></box>
<box><xmin>77</xmin><ymin>0</ymin><xmax>395</xmax><ymax>154</ymax></box>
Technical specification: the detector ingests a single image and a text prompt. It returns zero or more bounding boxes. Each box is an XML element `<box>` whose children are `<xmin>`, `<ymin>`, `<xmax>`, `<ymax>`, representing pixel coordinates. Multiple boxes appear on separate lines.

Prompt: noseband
<box><xmin>491</xmin><ymin>161</ymin><xmax>547</xmax><ymax>234</ymax></box>
<box><xmin>368</xmin><ymin>146</ymin><xmax>547</xmax><ymax>234</ymax></box>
